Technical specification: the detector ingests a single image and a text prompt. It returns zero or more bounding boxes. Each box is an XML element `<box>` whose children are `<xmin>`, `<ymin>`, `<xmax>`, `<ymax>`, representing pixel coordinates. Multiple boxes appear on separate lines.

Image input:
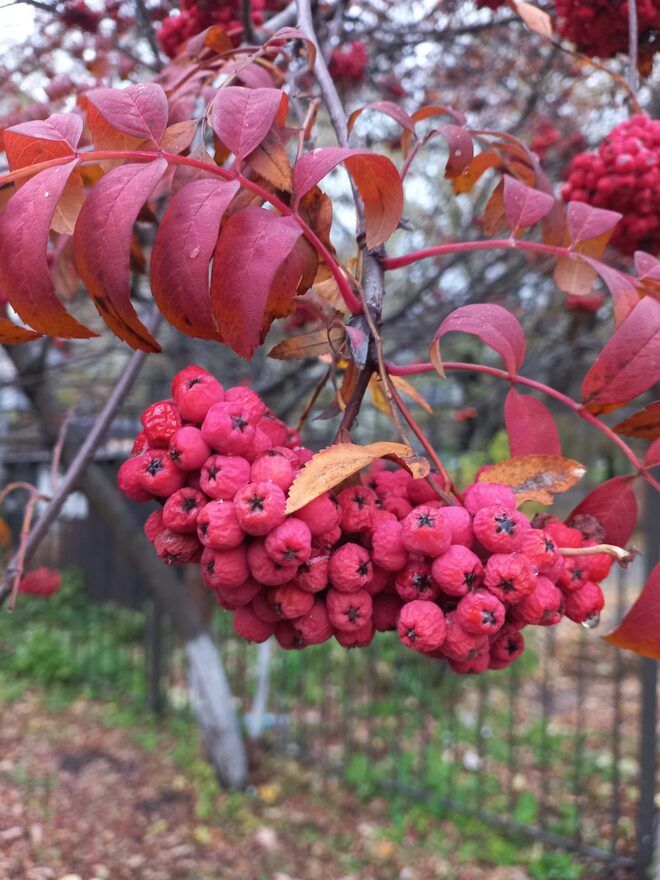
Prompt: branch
<box><xmin>0</xmin><ymin>310</ymin><xmax>162</xmax><ymax>610</ymax></box>
<box><xmin>134</xmin><ymin>0</ymin><xmax>163</xmax><ymax>70</ymax></box>
<box><xmin>241</xmin><ymin>0</ymin><xmax>257</xmax><ymax>45</ymax></box>
<box><xmin>385</xmin><ymin>359</ymin><xmax>660</xmax><ymax>492</ymax></box>
<box><xmin>628</xmin><ymin>0</ymin><xmax>639</xmax><ymax>96</ymax></box>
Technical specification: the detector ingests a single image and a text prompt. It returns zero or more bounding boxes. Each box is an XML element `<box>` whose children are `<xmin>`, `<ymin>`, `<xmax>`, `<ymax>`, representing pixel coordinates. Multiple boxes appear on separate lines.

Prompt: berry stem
<box><xmin>559</xmin><ymin>544</ymin><xmax>634</xmax><ymax>564</ymax></box>
<box><xmin>385</xmin><ymin>359</ymin><xmax>660</xmax><ymax>492</ymax></box>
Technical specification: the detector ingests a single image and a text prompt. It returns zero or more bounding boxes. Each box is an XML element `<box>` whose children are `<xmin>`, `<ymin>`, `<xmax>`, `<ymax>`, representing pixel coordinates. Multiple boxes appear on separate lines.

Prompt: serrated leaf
<box><xmin>0</xmin><ymin>318</ymin><xmax>43</xmax><ymax>343</ymax></box>
<box><xmin>431</xmin><ymin>303</ymin><xmax>525</xmax><ymax>377</ymax></box>
<box><xmin>293</xmin><ymin>147</ymin><xmax>403</xmax><ymax>249</ymax></box>
<box><xmin>504</xmin><ymin>388</ymin><xmax>561</xmax><ymax>456</ymax></box>
<box><xmin>210</xmin><ymin>207</ymin><xmax>303</xmax><ymax>358</ymax></box>
<box><xmin>74</xmin><ymin>159</ymin><xmax>167</xmax><ymax>351</ymax></box>
<box><xmin>503</xmin><ymin>175</ymin><xmax>554</xmax><ymax>233</ymax></box>
<box><xmin>613</xmin><ymin>402</ymin><xmax>660</xmax><ymax>440</ymax></box>
<box><xmin>0</xmin><ymin>160</ymin><xmax>96</xmax><ymax>339</ymax></box>
<box><xmin>567</xmin><ymin>476</ymin><xmax>637</xmax><ymax>547</ymax></box>
<box><xmin>478</xmin><ymin>454</ymin><xmax>586</xmax><ymax>505</ymax></box>
<box><xmin>602</xmin><ymin>562</ymin><xmax>660</xmax><ymax>659</ymax></box>
<box><xmin>85</xmin><ymin>83</ymin><xmax>168</xmax><ymax>147</ymax></box>
<box><xmin>151</xmin><ymin>178</ymin><xmax>239</xmax><ymax>341</ymax></box>
<box><xmin>581</xmin><ymin>297</ymin><xmax>660</xmax><ymax>415</ymax></box>
<box><xmin>286</xmin><ymin>442</ymin><xmax>430</xmax><ymax>514</ymax></box>
<box><xmin>211</xmin><ymin>87</ymin><xmax>287</xmax><ymax>161</ymax></box>
<box><xmin>269</xmin><ymin>325</ymin><xmax>345</xmax><ymax>360</ymax></box>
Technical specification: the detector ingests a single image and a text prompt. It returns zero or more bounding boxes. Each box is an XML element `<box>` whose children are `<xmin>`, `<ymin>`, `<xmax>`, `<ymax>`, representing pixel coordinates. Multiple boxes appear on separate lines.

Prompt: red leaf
<box><xmin>210</xmin><ymin>207</ymin><xmax>303</xmax><ymax>358</ymax></box>
<box><xmin>644</xmin><ymin>437</ymin><xmax>660</xmax><ymax>468</ymax></box>
<box><xmin>0</xmin><ymin>160</ymin><xmax>96</xmax><ymax>339</ymax></box>
<box><xmin>568</xmin><ymin>476</ymin><xmax>638</xmax><ymax>547</ymax></box>
<box><xmin>613</xmin><ymin>401</ymin><xmax>660</xmax><ymax>440</ymax></box>
<box><xmin>566</xmin><ymin>202</ymin><xmax>622</xmax><ymax>245</ymax></box>
<box><xmin>424</xmin><ymin>124</ymin><xmax>474</xmax><ymax>178</ymax></box>
<box><xmin>347</xmin><ymin>101</ymin><xmax>416</xmax><ymax>134</ymax></box>
<box><xmin>293</xmin><ymin>147</ymin><xmax>403</xmax><ymax>248</ymax></box>
<box><xmin>504</xmin><ymin>388</ymin><xmax>561</xmax><ymax>456</ymax></box>
<box><xmin>581</xmin><ymin>297</ymin><xmax>660</xmax><ymax>415</ymax></box>
<box><xmin>211</xmin><ymin>87</ymin><xmax>287</xmax><ymax>160</ymax></box>
<box><xmin>265</xmin><ymin>27</ymin><xmax>317</xmax><ymax>69</ymax></box>
<box><xmin>431</xmin><ymin>304</ymin><xmax>526</xmax><ymax>377</ymax></box>
<box><xmin>151</xmin><ymin>178</ymin><xmax>239</xmax><ymax>340</ymax></box>
<box><xmin>0</xmin><ymin>318</ymin><xmax>43</xmax><ymax>343</ymax></box>
<box><xmin>603</xmin><ymin>562</ymin><xmax>660</xmax><ymax>660</ymax></box>
<box><xmin>581</xmin><ymin>257</ymin><xmax>640</xmax><ymax>327</ymax></box>
<box><xmin>503</xmin><ymin>175</ymin><xmax>554</xmax><ymax>232</ymax></box>
<box><xmin>84</xmin><ymin>83</ymin><xmax>168</xmax><ymax>147</ymax></box>
<box><xmin>74</xmin><ymin>159</ymin><xmax>167</xmax><ymax>351</ymax></box>
<box><xmin>634</xmin><ymin>250</ymin><xmax>660</xmax><ymax>282</ymax></box>
<box><xmin>4</xmin><ymin>114</ymin><xmax>83</xmax><ymax>170</ymax></box>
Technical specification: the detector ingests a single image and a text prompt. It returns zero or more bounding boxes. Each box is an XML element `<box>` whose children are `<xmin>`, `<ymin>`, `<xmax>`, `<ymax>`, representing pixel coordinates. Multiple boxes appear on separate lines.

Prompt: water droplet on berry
<box><xmin>189</xmin><ymin>246</ymin><xmax>200</xmax><ymax>258</ymax></box>
<box><xmin>582</xmin><ymin>614</ymin><xmax>600</xmax><ymax>630</ymax></box>
<box><xmin>44</xmin><ymin>191</ymin><xmax>50</xmax><ymax>198</ymax></box>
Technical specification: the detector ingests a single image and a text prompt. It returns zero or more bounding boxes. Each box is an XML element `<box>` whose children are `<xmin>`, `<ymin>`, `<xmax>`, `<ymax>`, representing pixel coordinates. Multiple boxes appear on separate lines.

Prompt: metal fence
<box><xmin>0</xmin><ymin>459</ymin><xmax>657</xmax><ymax>878</ymax></box>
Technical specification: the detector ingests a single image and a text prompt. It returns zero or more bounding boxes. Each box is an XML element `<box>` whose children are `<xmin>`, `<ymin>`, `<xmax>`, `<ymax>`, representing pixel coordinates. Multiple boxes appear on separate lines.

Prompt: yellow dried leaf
<box><xmin>286</xmin><ymin>442</ymin><xmax>430</xmax><ymax>514</ymax></box>
<box><xmin>478</xmin><ymin>454</ymin><xmax>586</xmax><ymax>505</ymax></box>
<box><xmin>268</xmin><ymin>325</ymin><xmax>345</xmax><ymax>360</ymax></box>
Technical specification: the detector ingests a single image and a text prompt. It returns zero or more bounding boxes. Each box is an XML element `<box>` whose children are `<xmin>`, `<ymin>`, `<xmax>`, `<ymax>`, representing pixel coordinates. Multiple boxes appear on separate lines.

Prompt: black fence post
<box><xmin>636</xmin><ymin>482</ymin><xmax>659</xmax><ymax>879</ymax></box>
<box><xmin>146</xmin><ymin>599</ymin><xmax>164</xmax><ymax>714</ymax></box>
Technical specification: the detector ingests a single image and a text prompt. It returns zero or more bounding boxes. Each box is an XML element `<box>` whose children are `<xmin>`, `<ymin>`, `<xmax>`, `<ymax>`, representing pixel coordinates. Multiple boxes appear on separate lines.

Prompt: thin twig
<box><xmin>296</xmin><ymin>365</ymin><xmax>333</xmax><ymax>432</ymax></box>
<box><xmin>241</xmin><ymin>0</ymin><xmax>257</xmax><ymax>45</ymax></box>
<box><xmin>0</xmin><ymin>310</ymin><xmax>162</xmax><ymax>611</ymax></box>
<box><xmin>50</xmin><ymin>406</ymin><xmax>75</xmax><ymax>494</ymax></box>
<box><xmin>134</xmin><ymin>0</ymin><xmax>163</xmax><ymax>70</ymax></box>
<box><xmin>627</xmin><ymin>0</ymin><xmax>639</xmax><ymax>97</ymax></box>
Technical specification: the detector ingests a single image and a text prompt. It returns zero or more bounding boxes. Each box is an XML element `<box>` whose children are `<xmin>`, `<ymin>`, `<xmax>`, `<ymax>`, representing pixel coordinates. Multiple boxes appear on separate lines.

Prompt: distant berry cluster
<box><xmin>118</xmin><ymin>366</ymin><xmax>612</xmax><ymax>673</ymax></box>
<box><xmin>561</xmin><ymin>115</ymin><xmax>660</xmax><ymax>255</ymax></box>
<box><xmin>530</xmin><ymin>116</ymin><xmax>587</xmax><ymax>167</ymax></box>
<box><xmin>555</xmin><ymin>0</ymin><xmax>660</xmax><ymax>62</ymax></box>
<box><xmin>157</xmin><ymin>0</ymin><xmax>284</xmax><ymax>58</ymax></box>
<box><xmin>328</xmin><ymin>41</ymin><xmax>368</xmax><ymax>83</ymax></box>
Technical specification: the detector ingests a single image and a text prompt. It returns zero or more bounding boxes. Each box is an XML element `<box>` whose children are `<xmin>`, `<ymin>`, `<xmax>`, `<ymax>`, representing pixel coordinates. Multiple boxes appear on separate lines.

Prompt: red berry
<box><xmin>442</xmin><ymin>505</ymin><xmax>475</xmax><ymax>547</ymax></box>
<box><xmin>483</xmin><ymin>553</ymin><xmax>537</xmax><ymax>604</ymax></box>
<box><xmin>371</xmin><ymin>519</ymin><xmax>408</xmax><ymax>571</ymax></box>
<box><xmin>202</xmin><ymin>402</ymin><xmax>256</xmax><ymax>455</ymax></box>
<box><xmin>295</xmin><ymin>492</ymin><xmax>341</xmax><ymax>537</ymax></box>
<box><xmin>328</xmin><ymin>543</ymin><xmax>373</xmax><ymax>592</ymax></box>
<box><xmin>137</xmin><ymin>450</ymin><xmax>187</xmax><ymax>497</ymax></box>
<box><xmin>169</xmin><ymin>426</ymin><xmax>211</xmax><ymax>471</ymax></box>
<box><xmin>473</xmin><ymin>506</ymin><xmax>531</xmax><ymax>553</ymax></box>
<box><xmin>455</xmin><ymin>589</ymin><xmax>506</xmax><ymax>636</ymax></box>
<box><xmin>372</xmin><ymin>593</ymin><xmax>403</xmax><ymax>632</ymax></box>
<box><xmin>557</xmin><ymin>555</ymin><xmax>592</xmax><ymax>592</ymax></box>
<box><xmin>337</xmin><ymin>485</ymin><xmax>376</xmax><ymax>532</ymax></box>
<box><xmin>154</xmin><ymin>529</ymin><xmax>202</xmax><ymax>566</ymax></box>
<box><xmin>141</xmin><ymin>400</ymin><xmax>182</xmax><ymax>447</ymax></box>
<box><xmin>440</xmin><ymin>612</ymin><xmax>488</xmax><ymax>662</ymax></box>
<box><xmin>394</xmin><ymin>558</ymin><xmax>440</xmax><ymax>602</ymax></box>
<box><xmin>247</xmin><ymin>539</ymin><xmax>298</xmax><ymax>586</ymax></box>
<box><xmin>224</xmin><ymin>385</ymin><xmax>266</xmax><ymax>421</ymax></box>
<box><xmin>293</xmin><ymin>554</ymin><xmax>330</xmax><ymax>593</ymax></box>
<box><xmin>563</xmin><ymin>580</ymin><xmax>604</xmax><ymax>625</ymax></box>
<box><xmin>512</xmin><ymin>576</ymin><xmax>564</xmax><ymax>626</ymax></box>
<box><xmin>264</xmin><ymin>518</ymin><xmax>312</xmax><ymax>565</ymax></box>
<box><xmin>401</xmin><ymin>505</ymin><xmax>452</xmax><ymax>557</ymax></box>
<box><xmin>326</xmin><ymin>588</ymin><xmax>373</xmax><ymax>632</ymax></box>
<box><xmin>234</xmin><ymin>481</ymin><xmax>286</xmax><ymax>536</ymax></box>
<box><xmin>397</xmin><ymin>600</ymin><xmax>446</xmax><ymax>653</ymax></box>
<box><xmin>334</xmin><ymin>619</ymin><xmax>375</xmax><ymax>648</ymax></box>
<box><xmin>267</xmin><ymin>583</ymin><xmax>315</xmax><ymax>620</ymax></box>
<box><xmin>431</xmin><ymin>545</ymin><xmax>484</xmax><ymax>597</ymax></box>
<box><xmin>294</xmin><ymin>600</ymin><xmax>333</xmax><ymax>645</ymax></box>
<box><xmin>162</xmin><ymin>488</ymin><xmax>206</xmax><ymax>533</ymax></box>
<box><xmin>250</xmin><ymin>450</ymin><xmax>296</xmax><ymax>491</ymax></box>
<box><xmin>118</xmin><ymin>456</ymin><xmax>154</xmax><ymax>502</ymax></box>
<box><xmin>463</xmin><ymin>482</ymin><xmax>516</xmax><ymax>515</ymax></box>
<box><xmin>214</xmin><ymin>577</ymin><xmax>261</xmax><ymax>610</ymax></box>
<box><xmin>171</xmin><ymin>365</ymin><xmax>224</xmax><ymax>422</ymax></box>
<box><xmin>515</xmin><ymin>529</ymin><xmax>559</xmax><ymax>574</ymax></box>
<box><xmin>144</xmin><ymin>509</ymin><xmax>164</xmax><ymax>544</ymax></box>
<box><xmin>196</xmin><ymin>500</ymin><xmax>245</xmax><ymax>549</ymax></box>
<box><xmin>199</xmin><ymin>454</ymin><xmax>251</xmax><ymax>500</ymax></box>
<box><xmin>488</xmin><ymin>626</ymin><xmax>525</xmax><ymax>670</ymax></box>
<box><xmin>233</xmin><ymin>605</ymin><xmax>275</xmax><ymax>643</ymax></box>
<box><xmin>201</xmin><ymin>545</ymin><xmax>249</xmax><ymax>589</ymax></box>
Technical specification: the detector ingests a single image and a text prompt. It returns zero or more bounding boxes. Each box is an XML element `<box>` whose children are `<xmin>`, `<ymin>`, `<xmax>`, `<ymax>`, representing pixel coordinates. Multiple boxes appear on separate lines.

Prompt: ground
<box><xmin>1</xmin><ymin>689</ymin><xmax>601</xmax><ymax>880</ymax></box>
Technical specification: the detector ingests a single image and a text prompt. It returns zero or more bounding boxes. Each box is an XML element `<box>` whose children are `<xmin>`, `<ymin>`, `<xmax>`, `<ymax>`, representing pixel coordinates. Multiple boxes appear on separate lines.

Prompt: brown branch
<box><xmin>0</xmin><ymin>310</ymin><xmax>162</xmax><ymax>610</ymax></box>
<box><xmin>628</xmin><ymin>0</ymin><xmax>639</xmax><ymax>96</ymax></box>
<box><xmin>241</xmin><ymin>0</ymin><xmax>257</xmax><ymax>45</ymax></box>
<box><xmin>50</xmin><ymin>405</ymin><xmax>75</xmax><ymax>494</ymax></box>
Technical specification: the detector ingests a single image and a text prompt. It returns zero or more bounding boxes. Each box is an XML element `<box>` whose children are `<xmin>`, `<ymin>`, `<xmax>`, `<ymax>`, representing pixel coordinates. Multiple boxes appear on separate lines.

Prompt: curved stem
<box><xmin>385</xmin><ymin>359</ymin><xmax>660</xmax><ymax>491</ymax></box>
<box><xmin>381</xmin><ymin>238</ymin><xmax>574</xmax><ymax>271</ymax></box>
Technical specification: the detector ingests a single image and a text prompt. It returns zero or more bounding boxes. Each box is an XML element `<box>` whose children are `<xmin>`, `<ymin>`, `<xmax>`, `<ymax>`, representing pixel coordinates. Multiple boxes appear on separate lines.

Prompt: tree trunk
<box><xmin>4</xmin><ymin>345</ymin><xmax>248</xmax><ymax>789</ymax></box>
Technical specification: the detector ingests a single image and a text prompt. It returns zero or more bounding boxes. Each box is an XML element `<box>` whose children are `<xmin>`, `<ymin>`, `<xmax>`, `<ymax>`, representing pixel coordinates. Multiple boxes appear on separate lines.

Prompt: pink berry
<box><xmin>201</xmin><ymin>545</ymin><xmax>249</xmax><ymax>589</ymax></box>
<box><xmin>326</xmin><ymin>588</ymin><xmax>373</xmax><ymax>632</ymax></box>
<box><xmin>337</xmin><ymin>486</ymin><xmax>376</xmax><ymax>533</ymax></box>
<box><xmin>118</xmin><ymin>456</ymin><xmax>153</xmax><ymax>502</ymax></box>
<box><xmin>199</xmin><ymin>455</ymin><xmax>251</xmax><ymax>500</ymax></box>
<box><xmin>267</xmin><ymin>583</ymin><xmax>315</xmax><ymax>619</ymax></box>
<box><xmin>442</xmin><ymin>505</ymin><xmax>475</xmax><ymax>547</ymax></box>
<box><xmin>463</xmin><ymin>482</ymin><xmax>516</xmax><ymax>515</ymax></box>
<box><xmin>431</xmin><ymin>545</ymin><xmax>484</xmax><ymax>597</ymax></box>
<box><xmin>513</xmin><ymin>576</ymin><xmax>564</xmax><ymax>626</ymax></box>
<box><xmin>234</xmin><ymin>481</ymin><xmax>286</xmax><ymax>536</ymax></box>
<box><xmin>247</xmin><ymin>539</ymin><xmax>299</xmax><ymax>586</ymax></box>
<box><xmin>294</xmin><ymin>600</ymin><xmax>333</xmax><ymax>645</ymax></box>
<box><xmin>372</xmin><ymin>593</ymin><xmax>403</xmax><ymax>632</ymax></box>
<box><xmin>202</xmin><ymin>402</ymin><xmax>256</xmax><ymax>455</ymax></box>
<box><xmin>162</xmin><ymin>488</ymin><xmax>206</xmax><ymax>533</ymax></box>
<box><xmin>295</xmin><ymin>492</ymin><xmax>341</xmax><ymax>537</ymax></box>
<box><xmin>250</xmin><ymin>450</ymin><xmax>295</xmax><ymax>491</ymax></box>
<box><xmin>137</xmin><ymin>450</ymin><xmax>187</xmax><ymax>497</ymax></box>
<box><xmin>394</xmin><ymin>558</ymin><xmax>440</xmax><ymax>602</ymax></box>
<box><xmin>293</xmin><ymin>554</ymin><xmax>330</xmax><ymax>593</ymax></box>
<box><xmin>233</xmin><ymin>605</ymin><xmax>275</xmax><ymax>643</ymax></box>
<box><xmin>154</xmin><ymin>529</ymin><xmax>202</xmax><ymax>566</ymax></box>
<box><xmin>401</xmin><ymin>505</ymin><xmax>452</xmax><ymax>557</ymax></box>
<box><xmin>169</xmin><ymin>426</ymin><xmax>211</xmax><ymax>471</ymax></box>
<box><xmin>473</xmin><ymin>506</ymin><xmax>531</xmax><ymax>553</ymax></box>
<box><xmin>455</xmin><ymin>589</ymin><xmax>506</xmax><ymax>636</ymax></box>
<box><xmin>488</xmin><ymin>626</ymin><xmax>525</xmax><ymax>669</ymax></box>
<box><xmin>440</xmin><ymin>612</ymin><xmax>488</xmax><ymax>662</ymax></box>
<box><xmin>171</xmin><ymin>365</ymin><xmax>224</xmax><ymax>423</ymax></box>
<box><xmin>483</xmin><ymin>553</ymin><xmax>537</xmax><ymax>604</ymax></box>
<box><xmin>196</xmin><ymin>500</ymin><xmax>245</xmax><ymax>550</ymax></box>
<box><xmin>141</xmin><ymin>400</ymin><xmax>182</xmax><ymax>447</ymax></box>
<box><xmin>265</xmin><ymin>518</ymin><xmax>312</xmax><ymax>565</ymax></box>
<box><xmin>328</xmin><ymin>543</ymin><xmax>372</xmax><ymax>592</ymax></box>
<box><xmin>371</xmin><ymin>519</ymin><xmax>408</xmax><ymax>571</ymax></box>
<box><xmin>397</xmin><ymin>600</ymin><xmax>446</xmax><ymax>652</ymax></box>
<box><xmin>563</xmin><ymin>580</ymin><xmax>604</xmax><ymax>625</ymax></box>
<box><xmin>224</xmin><ymin>385</ymin><xmax>266</xmax><ymax>421</ymax></box>
<box><xmin>334</xmin><ymin>619</ymin><xmax>375</xmax><ymax>648</ymax></box>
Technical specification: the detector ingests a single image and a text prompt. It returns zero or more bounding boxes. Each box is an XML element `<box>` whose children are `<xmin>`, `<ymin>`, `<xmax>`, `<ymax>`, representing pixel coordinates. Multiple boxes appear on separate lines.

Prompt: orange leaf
<box><xmin>512</xmin><ymin>0</ymin><xmax>553</xmax><ymax>37</ymax></box>
<box><xmin>391</xmin><ymin>376</ymin><xmax>433</xmax><ymax>413</ymax></box>
<box><xmin>602</xmin><ymin>562</ymin><xmax>660</xmax><ymax>660</ymax></box>
<box><xmin>478</xmin><ymin>454</ymin><xmax>586</xmax><ymax>505</ymax></box>
<box><xmin>286</xmin><ymin>442</ymin><xmax>430</xmax><ymax>514</ymax></box>
<box><xmin>268</xmin><ymin>325</ymin><xmax>345</xmax><ymax>360</ymax></box>
<box><xmin>452</xmin><ymin>151</ymin><xmax>502</xmax><ymax>194</ymax></box>
<box><xmin>247</xmin><ymin>129</ymin><xmax>293</xmax><ymax>192</ymax></box>
<box><xmin>0</xmin><ymin>318</ymin><xmax>43</xmax><ymax>343</ymax></box>
<box><xmin>613</xmin><ymin>401</ymin><xmax>660</xmax><ymax>440</ymax></box>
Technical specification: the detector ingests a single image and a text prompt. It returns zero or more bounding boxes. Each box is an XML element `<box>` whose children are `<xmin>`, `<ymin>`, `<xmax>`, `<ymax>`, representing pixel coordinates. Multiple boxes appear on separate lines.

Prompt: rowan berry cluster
<box><xmin>118</xmin><ymin>366</ymin><xmax>611</xmax><ymax>674</ymax></box>
<box><xmin>555</xmin><ymin>0</ymin><xmax>660</xmax><ymax>63</ymax></box>
<box><xmin>157</xmin><ymin>0</ymin><xmax>284</xmax><ymax>58</ymax></box>
<box><xmin>530</xmin><ymin>116</ymin><xmax>586</xmax><ymax>167</ymax></box>
<box><xmin>561</xmin><ymin>115</ymin><xmax>660</xmax><ymax>256</ymax></box>
<box><xmin>328</xmin><ymin>42</ymin><xmax>368</xmax><ymax>83</ymax></box>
